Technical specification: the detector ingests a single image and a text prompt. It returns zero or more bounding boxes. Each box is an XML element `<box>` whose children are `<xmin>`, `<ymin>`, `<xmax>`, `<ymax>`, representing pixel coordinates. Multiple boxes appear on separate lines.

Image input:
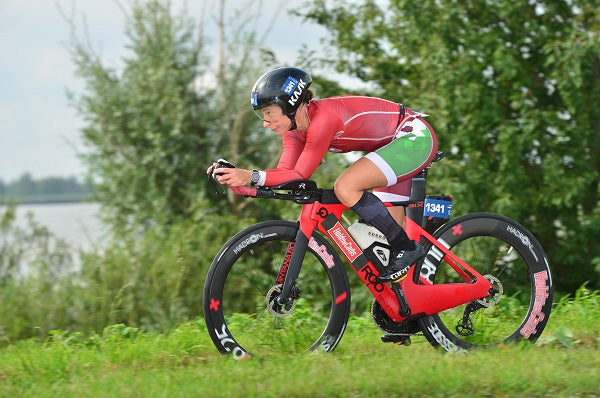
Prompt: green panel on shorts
<box><xmin>376</xmin><ymin>126</ymin><xmax>434</xmax><ymax>177</ymax></box>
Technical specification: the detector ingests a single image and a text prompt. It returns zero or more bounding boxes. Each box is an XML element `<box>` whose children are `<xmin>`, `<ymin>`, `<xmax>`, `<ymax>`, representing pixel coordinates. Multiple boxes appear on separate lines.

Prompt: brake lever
<box><xmin>208</xmin><ymin>171</ymin><xmax>226</xmax><ymax>195</ymax></box>
<box><xmin>208</xmin><ymin>158</ymin><xmax>236</xmax><ymax>195</ymax></box>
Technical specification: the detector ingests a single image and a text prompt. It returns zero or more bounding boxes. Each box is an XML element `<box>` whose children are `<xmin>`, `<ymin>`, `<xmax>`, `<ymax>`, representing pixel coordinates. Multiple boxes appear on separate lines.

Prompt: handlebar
<box><xmin>240</xmin><ymin>180</ymin><xmax>329</xmax><ymax>204</ymax></box>
<box><xmin>209</xmin><ymin>151</ymin><xmax>446</xmax><ymax>205</ymax></box>
<box><xmin>218</xmin><ymin>179</ymin><xmax>417</xmax><ymax>206</ymax></box>
<box><xmin>212</xmin><ymin>178</ymin><xmax>336</xmax><ymax>204</ymax></box>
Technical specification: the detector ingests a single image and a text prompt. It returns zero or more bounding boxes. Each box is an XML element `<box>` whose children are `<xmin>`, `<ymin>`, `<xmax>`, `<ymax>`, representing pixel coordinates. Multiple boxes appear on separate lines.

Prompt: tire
<box><xmin>416</xmin><ymin>213</ymin><xmax>553</xmax><ymax>351</ymax></box>
<box><xmin>203</xmin><ymin>220</ymin><xmax>351</xmax><ymax>359</ymax></box>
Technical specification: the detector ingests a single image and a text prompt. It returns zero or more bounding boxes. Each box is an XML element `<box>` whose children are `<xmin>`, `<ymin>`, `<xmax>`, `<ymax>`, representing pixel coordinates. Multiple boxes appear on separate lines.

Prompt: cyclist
<box><xmin>210</xmin><ymin>67</ymin><xmax>438</xmax><ymax>282</ymax></box>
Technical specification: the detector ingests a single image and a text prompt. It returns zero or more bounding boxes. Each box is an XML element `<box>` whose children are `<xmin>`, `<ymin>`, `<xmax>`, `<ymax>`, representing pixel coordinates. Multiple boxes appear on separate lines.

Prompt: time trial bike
<box><xmin>203</xmin><ymin>152</ymin><xmax>553</xmax><ymax>359</ymax></box>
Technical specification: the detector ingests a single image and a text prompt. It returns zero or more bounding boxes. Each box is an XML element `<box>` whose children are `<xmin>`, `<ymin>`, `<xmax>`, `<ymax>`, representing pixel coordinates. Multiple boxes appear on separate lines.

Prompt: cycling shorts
<box><xmin>366</xmin><ymin>115</ymin><xmax>438</xmax><ymax>201</ymax></box>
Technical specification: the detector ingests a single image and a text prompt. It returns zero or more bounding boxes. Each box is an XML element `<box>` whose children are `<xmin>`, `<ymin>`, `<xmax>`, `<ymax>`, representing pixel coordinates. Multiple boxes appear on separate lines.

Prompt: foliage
<box><xmin>0</xmin><ymin>203</ymin><xmax>76</xmax><ymax>344</ymax></box>
<box><xmin>0</xmin><ymin>290</ymin><xmax>598</xmax><ymax>397</ymax></box>
<box><xmin>538</xmin><ymin>283</ymin><xmax>600</xmax><ymax>348</ymax></box>
<box><xmin>301</xmin><ymin>0</ymin><xmax>600</xmax><ymax>292</ymax></box>
<box><xmin>0</xmin><ymin>0</ymin><xmax>351</xmax><ymax>347</ymax></box>
<box><xmin>7</xmin><ymin>0</ymin><xmax>595</xmax><ymax>359</ymax></box>
<box><xmin>66</xmin><ymin>0</ymin><xmax>347</xmax><ymax>232</ymax></box>
<box><xmin>199</xmin><ymin>5</ymin><xmax>293</xmax><ymax>218</ymax></box>
<box><xmin>0</xmin><ymin>202</ymin><xmax>250</xmax><ymax>343</ymax></box>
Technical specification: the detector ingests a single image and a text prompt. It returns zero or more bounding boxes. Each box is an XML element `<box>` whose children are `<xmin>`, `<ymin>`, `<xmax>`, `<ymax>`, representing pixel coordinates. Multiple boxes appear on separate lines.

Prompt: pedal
<box><xmin>381</xmin><ymin>334</ymin><xmax>411</xmax><ymax>346</ymax></box>
<box><xmin>391</xmin><ymin>282</ymin><xmax>411</xmax><ymax>317</ymax></box>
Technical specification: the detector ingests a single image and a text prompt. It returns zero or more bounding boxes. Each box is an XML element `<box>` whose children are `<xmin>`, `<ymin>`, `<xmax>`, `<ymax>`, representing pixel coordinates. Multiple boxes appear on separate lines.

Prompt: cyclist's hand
<box><xmin>207</xmin><ymin>158</ymin><xmax>235</xmax><ymax>175</ymax></box>
<box><xmin>213</xmin><ymin>167</ymin><xmax>252</xmax><ymax>187</ymax></box>
<box><xmin>206</xmin><ymin>163</ymin><xmax>218</xmax><ymax>175</ymax></box>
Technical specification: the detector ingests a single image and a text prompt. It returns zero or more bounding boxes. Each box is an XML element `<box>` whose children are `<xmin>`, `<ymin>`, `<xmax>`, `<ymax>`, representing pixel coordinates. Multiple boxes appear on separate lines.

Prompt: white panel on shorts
<box><xmin>364</xmin><ymin>152</ymin><xmax>397</xmax><ymax>186</ymax></box>
<box><xmin>372</xmin><ymin>191</ymin><xmax>410</xmax><ymax>202</ymax></box>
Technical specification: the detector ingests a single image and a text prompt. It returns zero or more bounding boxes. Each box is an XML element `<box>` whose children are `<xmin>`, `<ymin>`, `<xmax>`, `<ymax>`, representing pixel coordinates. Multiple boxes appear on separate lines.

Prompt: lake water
<box><xmin>14</xmin><ymin>202</ymin><xmax>106</xmax><ymax>250</ymax></box>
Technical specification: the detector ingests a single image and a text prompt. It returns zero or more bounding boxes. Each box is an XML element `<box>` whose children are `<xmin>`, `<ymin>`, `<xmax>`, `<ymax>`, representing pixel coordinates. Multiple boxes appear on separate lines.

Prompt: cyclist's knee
<box><xmin>333</xmin><ymin>177</ymin><xmax>346</xmax><ymax>199</ymax></box>
<box><xmin>334</xmin><ymin>177</ymin><xmax>361</xmax><ymax>206</ymax></box>
<box><xmin>334</xmin><ymin>177</ymin><xmax>348</xmax><ymax>200</ymax></box>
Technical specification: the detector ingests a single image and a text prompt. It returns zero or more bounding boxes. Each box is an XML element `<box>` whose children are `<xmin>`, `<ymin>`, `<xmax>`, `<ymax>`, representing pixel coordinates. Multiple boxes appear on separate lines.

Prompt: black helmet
<box><xmin>250</xmin><ymin>67</ymin><xmax>312</xmax><ymax>130</ymax></box>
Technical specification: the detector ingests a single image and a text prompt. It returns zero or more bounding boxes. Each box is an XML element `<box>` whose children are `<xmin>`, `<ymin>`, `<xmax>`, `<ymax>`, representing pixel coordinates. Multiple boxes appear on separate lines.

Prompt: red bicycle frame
<box><xmin>297</xmin><ymin>199</ymin><xmax>494</xmax><ymax>323</ymax></box>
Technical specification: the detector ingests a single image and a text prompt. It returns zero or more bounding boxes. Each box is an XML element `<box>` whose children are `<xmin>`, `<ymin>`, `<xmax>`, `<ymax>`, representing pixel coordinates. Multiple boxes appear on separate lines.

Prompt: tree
<box><xmin>67</xmin><ymin>0</ymin><xmax>212</xmax><ymax>230</ymax></box>
<box><xmin>66</xmin><ymin>0</ymin><xmax>313</xmax><ymax>230</ymax></box>
<box><xmin>301</xmin><ymin>0</ymin><xmax>600</xmax><ymax>292</ymax></box>
<box><xmin>204</xmin><ymin>1</ymin><xmax>287</xmax><ymax>214</ymax></box>
<box><xmin>10</xmin><ymin>174</ymin><xmax>37</xmax><ymax>197</ymax></box>
<box><xmin>58</xmin><ymin>0</ymin><xmax>343</xmax><ymax>333</ymax></box>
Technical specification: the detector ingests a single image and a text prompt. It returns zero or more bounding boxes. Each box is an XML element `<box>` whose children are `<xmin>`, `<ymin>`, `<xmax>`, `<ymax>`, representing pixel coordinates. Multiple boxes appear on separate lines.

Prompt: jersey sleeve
<box><xmin>263</xmin><ymin>107</ymin><xmax>342</xmax><ymax>186</ymax></box>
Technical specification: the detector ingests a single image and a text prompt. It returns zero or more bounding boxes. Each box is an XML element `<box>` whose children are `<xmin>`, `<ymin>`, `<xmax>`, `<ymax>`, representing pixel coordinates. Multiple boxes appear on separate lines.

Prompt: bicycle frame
<box><xmin>277</xmin><ymin>198</ymin><xmax>493</xmax><ymax>324</ymax></box>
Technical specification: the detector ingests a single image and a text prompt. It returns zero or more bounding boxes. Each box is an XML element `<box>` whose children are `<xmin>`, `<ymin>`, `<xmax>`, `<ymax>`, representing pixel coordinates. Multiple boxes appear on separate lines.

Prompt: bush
<box><xmin>0</xmin><ymin>203</ymin><xmax>249</xmax><ymax>344</ymax></box>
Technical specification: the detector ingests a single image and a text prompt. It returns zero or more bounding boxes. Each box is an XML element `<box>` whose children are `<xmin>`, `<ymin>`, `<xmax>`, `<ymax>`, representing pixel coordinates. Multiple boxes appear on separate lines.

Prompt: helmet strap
<box><xmin>287</xmin><ymin>89</ymin><xmax>311</xmax><ymax>131</ymax></box>
<box><xmin>286</xmin><ymin>110</ymin><xmax>298</xmax><ymax>131</ymax></box>
<box><xmin>288</xmin><ymin>116</ymin><xmax>297</xmax><ymax>131</ymax></box>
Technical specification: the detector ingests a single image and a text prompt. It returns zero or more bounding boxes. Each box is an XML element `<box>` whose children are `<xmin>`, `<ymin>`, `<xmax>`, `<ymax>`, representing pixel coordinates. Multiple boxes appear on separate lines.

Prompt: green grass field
<box><xmin>1</xmin><ymin>290</ymin><xmax>598</xmax><ymax>398</ymax></box>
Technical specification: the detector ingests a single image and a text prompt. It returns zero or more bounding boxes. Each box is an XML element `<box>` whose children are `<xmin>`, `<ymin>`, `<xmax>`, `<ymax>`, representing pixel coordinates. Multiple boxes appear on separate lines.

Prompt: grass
<box><xmin>0</xmin><ymin>292</ymin><xmax>598</xmax><ymax>398</ymax></box>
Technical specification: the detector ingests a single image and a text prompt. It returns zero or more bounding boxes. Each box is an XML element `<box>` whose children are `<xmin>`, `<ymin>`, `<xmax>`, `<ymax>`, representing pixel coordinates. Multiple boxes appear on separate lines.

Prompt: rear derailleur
<box><xmin>456</xmin><ymin>275</ymin><xmax>503</xmax><ymax>336</ymax></box>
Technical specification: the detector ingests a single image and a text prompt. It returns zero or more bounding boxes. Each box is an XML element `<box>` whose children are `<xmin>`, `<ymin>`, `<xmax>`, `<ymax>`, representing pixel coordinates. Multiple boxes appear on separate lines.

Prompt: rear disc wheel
<box><xmin>417</xmin><ymin>213</ymin><xmax>553</xmax><ymax>351</ymax></box>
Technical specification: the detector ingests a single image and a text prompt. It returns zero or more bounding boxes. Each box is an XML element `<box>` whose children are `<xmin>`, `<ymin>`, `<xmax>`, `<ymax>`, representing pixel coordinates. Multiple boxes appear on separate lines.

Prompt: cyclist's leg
<box><xmin>334</xmin><ymin>116</ymin><xmax>437</xmax><ymax>280</ymax></box>
<box><xmin>333</xmin><ymin>157</ymin><xmax>387</xmax><ymax>207</ymax></box>
<box><xmin>334</xmin><ymin>115</ymin><xmax>437</xmax><ymax>238</ymax></box>
<box><xmin>334</xmin><ymin>158</ymin><xmax>413</xmax><ymax>251</ymax></box>
<box><xmin>372</xmin><ymin>180</ymin><xmax>412</xmax><ymax>227</ymax></box>
<box><xmin>367</xmin><ymin>115</ymin><xmax>438</xmax><ymax>242</ymax></box>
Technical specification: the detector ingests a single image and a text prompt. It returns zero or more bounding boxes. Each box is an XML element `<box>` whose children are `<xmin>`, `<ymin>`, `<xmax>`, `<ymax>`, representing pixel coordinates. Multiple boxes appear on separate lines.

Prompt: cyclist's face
<box><xmin>258</xmin><ymin>105</ymin><xmax>291</xmax><ymax>135</ymax></box>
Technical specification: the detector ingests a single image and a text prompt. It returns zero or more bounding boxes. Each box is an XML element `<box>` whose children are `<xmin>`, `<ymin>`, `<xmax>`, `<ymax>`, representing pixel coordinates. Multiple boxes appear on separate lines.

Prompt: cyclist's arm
<box><xmin>262</xmin><ymin>113</ymin><xmax>341</xmax><ymax>186</ymax></box>
<box><xmin>275</xmin><ymin>132</ymin><xmax>306</xmax><ymax>171</ymax></box>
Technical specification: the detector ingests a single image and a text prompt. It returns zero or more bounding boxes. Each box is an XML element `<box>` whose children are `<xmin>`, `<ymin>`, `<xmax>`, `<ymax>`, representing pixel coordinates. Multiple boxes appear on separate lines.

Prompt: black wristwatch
<box><xmin>250</xmin><ymin>169</ymin><xmax>260</xmax><ymax>186</ymax></box>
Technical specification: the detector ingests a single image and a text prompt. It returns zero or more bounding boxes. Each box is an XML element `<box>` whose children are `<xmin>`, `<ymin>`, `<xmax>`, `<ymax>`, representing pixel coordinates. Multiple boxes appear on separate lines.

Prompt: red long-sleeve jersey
<box><xmin>263</xmin><ymin>96</ymin><xmax>404</xmax><ymax>186</ymax></box>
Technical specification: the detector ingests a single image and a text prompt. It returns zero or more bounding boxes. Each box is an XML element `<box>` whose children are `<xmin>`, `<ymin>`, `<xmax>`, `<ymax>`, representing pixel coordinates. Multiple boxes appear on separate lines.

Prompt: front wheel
<box><xmin>416</xmin><ymin>213</ymin><xmax>553</xmax><ymax>351</ymax></box>
<box><xmin>203</xmin><ymin>221</ymin><xmax>351</xmax><ymax>359</ymax></box>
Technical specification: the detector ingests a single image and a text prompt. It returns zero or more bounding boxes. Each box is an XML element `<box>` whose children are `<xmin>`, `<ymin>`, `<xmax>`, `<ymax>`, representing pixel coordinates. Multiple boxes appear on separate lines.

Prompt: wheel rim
<box><xmin>205</xmin><ymin>224</ymin><xmax>349</xmax><ymax>359</ymax></box>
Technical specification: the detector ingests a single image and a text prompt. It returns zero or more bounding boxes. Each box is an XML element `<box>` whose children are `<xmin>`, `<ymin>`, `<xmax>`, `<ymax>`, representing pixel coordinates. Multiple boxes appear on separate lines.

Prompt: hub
<box><xmin>266</xmin><ymin>284</ymin><xmax>299</xmax><ymax>317</ymax></box>
<box><xmin>477</xmin><ymin>275</ymin><xmax>503</xmax><ymax>307</ymax></box>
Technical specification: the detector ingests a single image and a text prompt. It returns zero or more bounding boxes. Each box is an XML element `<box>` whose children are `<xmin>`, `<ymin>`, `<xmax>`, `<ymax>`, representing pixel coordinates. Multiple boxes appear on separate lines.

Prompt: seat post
<box><xmin>406</xmin><ymin>176</ymin><xmax>427</xmax><ymax>226</ymax></box>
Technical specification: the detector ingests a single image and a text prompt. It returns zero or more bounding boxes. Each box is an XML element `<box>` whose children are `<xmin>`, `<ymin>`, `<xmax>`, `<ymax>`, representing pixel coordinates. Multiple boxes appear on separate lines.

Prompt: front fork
<box><xmin>276</xmin><ymin>229</ymin><xmax>309</xmax><ymax>305</ymax></box>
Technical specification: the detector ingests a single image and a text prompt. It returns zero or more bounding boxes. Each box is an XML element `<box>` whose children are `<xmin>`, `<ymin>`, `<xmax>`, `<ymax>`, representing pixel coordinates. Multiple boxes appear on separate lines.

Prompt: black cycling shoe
<box><xmin>377</xmin><ymin>242</ymin><xmax>425</xmax><ymax>282</ymax></box>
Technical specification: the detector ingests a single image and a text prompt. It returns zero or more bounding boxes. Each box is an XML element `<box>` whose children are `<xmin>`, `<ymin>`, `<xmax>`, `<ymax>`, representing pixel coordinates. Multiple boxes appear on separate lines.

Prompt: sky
<box><xmin>0</xmin><ymin>0</ymin><xmax>330</xmax><ymax>182</ymax></box>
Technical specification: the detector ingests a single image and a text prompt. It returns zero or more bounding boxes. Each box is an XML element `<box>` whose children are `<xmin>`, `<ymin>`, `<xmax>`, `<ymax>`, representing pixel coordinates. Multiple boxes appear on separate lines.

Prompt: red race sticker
<box><xmin>328</xmin><ymin>222</ymin><xmax>362</xmax><ymax>262</ymax></box>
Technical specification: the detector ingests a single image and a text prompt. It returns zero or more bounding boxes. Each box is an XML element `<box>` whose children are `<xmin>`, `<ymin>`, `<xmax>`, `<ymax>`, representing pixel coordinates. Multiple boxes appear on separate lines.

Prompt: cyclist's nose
<box><xmin>263</xmin><ymin>119</ymin><xmax>278</xmax><ymax>129</ymax></box>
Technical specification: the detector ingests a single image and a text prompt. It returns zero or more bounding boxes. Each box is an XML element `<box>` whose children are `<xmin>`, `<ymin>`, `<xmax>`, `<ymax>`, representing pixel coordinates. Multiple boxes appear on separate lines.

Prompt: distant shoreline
<box><xmin>0</xmin><ymin>193</ymin><xmax>94</xmax><ymax>205</ymax></box>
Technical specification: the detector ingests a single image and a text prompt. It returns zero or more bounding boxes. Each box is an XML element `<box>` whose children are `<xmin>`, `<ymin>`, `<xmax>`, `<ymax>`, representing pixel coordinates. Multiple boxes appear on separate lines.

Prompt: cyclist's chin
<box><xmin>269</xmin><ymin>126</ymin><xmax>285</xmax><ymax>136</ymax></box>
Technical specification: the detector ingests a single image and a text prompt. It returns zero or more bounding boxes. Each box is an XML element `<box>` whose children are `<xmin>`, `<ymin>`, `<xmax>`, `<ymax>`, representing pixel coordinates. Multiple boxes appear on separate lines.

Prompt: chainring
<box><xmin>371</xmin><ymin>300</ymin><xmax>421</xmax><ymax>335</ymax></box>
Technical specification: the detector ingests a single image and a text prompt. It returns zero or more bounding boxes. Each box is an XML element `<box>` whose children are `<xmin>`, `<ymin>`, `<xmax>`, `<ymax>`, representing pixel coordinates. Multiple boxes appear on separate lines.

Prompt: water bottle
<box><xmin>347</xmin><ymin>220</ymin><xmax>391</xmax><ymax>271</ymax></box>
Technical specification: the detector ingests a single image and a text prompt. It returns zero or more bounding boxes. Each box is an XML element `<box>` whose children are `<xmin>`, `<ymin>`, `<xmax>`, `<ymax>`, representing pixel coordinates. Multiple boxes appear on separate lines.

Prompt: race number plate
<box><xmin>424</xmin><ymin>197</ymin><xmax>452</xmax><ymax>219</ymax></box>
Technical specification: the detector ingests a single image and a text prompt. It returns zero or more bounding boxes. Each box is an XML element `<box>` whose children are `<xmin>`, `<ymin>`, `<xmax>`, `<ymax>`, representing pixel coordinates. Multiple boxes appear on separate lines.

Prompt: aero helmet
<box><xmin>250</xmin><ymin>67</ymin><xmax>312</xmax><ymax>130</ymax></box>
